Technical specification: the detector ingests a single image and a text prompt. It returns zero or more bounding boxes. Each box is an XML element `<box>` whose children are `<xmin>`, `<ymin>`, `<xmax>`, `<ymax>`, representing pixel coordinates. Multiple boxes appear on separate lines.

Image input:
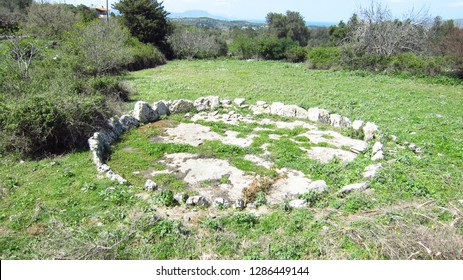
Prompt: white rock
<box><xmin>144</xmin><ymin>179</ymin><xmax>157</xmax><ymax>191</ymax></box>
<box><xmin>256</xmin><ymin>101</ymin><xmax>268</xmax><ymax>106</ymax></box>
<box><xmin>221</xmin><ymin>99</ymin><xmax>232</xmax><ymax>106</ymax></box>
<box><xmin>213</xmin><ymin>197</ymin><xmax>229</xmax><ymax>208</ymax></box>
<box><xmin>372</xmin><ymin>151</ymin><xmax>384</xmax><ymax>161</ymax></box>
<box><xmin>270</xmin><ymin>102</ymin><xmax>285</xmax><ymax>116</ymax></box>
<box><xmin>307</xmin><ymin>108</ymin><xmax>330</xmax><ymax>124</ymax></box>
<box><xmin>372</xmin><ymin>142</ymin><xmax>383</xmax><ymax>154</ymax></box>
<box><xmin>363</xmin><ymin>163</ymin><xmax>382</xmax><ymax>179</ymax></box>
<box><xmin>307</xmin><ymin>180</ymin><xmax>328</xmax><ymax>193</ymax></box>
<box><xmin>186</xmin><ymin>196</ymin><xmax>210</xmax><ymax>207</ymax></box>
<box><xmin>289</xmin><ymin>199</ymin><xmax>307</xmax><ymax>209</ymax></box>
<box><xmin>339</xmin><ymin>182</ymin><xmax>370</xmax><ymax>194</ymax></box>
<box><xmin>234</xmin><ymin>98</ymin><xmax>246</xmax><ymax>106</ymax></box>
<box><xmin>174</xmin><ymin>193</ymin><xmax>189</xmax><ymax>204</ymax></box>
<box><xmin>133</xmin><ymin>101</ymin><xmax>159</xmax><ymax>123</ymax></box>
<box><xmin>234</xmin><ymin>199</ymin><xmax>245</xmax><ymax>209</ymax></box>
<box><xmin>363</xmin><ymin>122</ymin><xmax>378</xmax><ymax>141</ymax></box>
<box><xmin>194</xmin><ymin>96</ymin><xmax>220</xmax><ymax>111</ymax></box>
<box><xmin>329</xmin><ymin>114</ymin><xmax>343</xmax><ymax>127</ymax></box>
<box><xmin>352</xmin><ymin>120</ymin><xmax>364</xmax><ymax>131</ymax></box>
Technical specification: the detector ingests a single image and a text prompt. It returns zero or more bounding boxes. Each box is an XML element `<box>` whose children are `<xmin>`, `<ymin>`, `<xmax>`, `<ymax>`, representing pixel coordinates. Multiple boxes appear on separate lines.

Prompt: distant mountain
<box><xmin>168</xmin><ymin>10</ymin><xmax>229</xmax><ymax>21</ymax></box>
<box><xmin>168</xmin><ymin>10</ymin><xmax>336</xmax><ymax>28</ymax></box>
<box><xmin>169</xmin><ymin>17</ymin><xmax>265</xmax><ymax>30</ymax></box>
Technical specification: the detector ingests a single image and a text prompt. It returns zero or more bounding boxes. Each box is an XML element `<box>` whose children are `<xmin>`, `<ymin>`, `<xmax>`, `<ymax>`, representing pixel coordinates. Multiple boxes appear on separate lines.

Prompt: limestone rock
<box><xmin>363</xmin><ymin>163</ymin><xmax>382</xmax><ymax>179</ymax></box>
<box><xmin>372</xmin><ymin>151</ymin><xmax>384</xmax><ymax>161</ymax></box>
<box><xmin>119</xmin><ymin>115</ymin><xmax>140</xmax><ymax>131</ymax></box>
<box><xmin>329</xmin><ymin>114</ymin><xmax>343</xmax><ymax>127</ymax></box>
<box><xmin>221</xmin><ymin>99</ymin><xmax>232</xmax><ymax>106</ymax></box>
<box><xmin>339</xmin><ymin>182</ymin><xmax>370</xmax><ymax>194</ymax></box>
<box><xmin>194</xmin><ymin>96</ymin><xmax>220</xmax><ymax>111</ymax></box>
<box><xmin>363</xmin><ymin>122</ymin><xmax>378</xmax><ymax>141</ymax></box>
<box><xmin>256</xmin><ymin>101</ymin><xmax>268</xmax><ymax>107</ymax></box>
<box><xmin>186</xmin><ymin>196</ymin><xmax>209</xmax><ymax>207</ymax></box>
<box><xmin>372</xmin><ymin>142</ymin><xmax>383</xmax><ymax>154</ymax></box>
<box><xmin>307</xmin><ymin>180</ymin><xmax>328</xmax><ymax>193</ymax></box>
<box><xmin>174</xmin><ymin>193</ymin><xmax>189</xmax><ymax>204</ymax></box>
<box><xmin>352</xmin><ymin>120</ymin><xmax>364</xmax><ymax>131</ymax></box>
<box><xmin>133</xmin><ymin>101</ymin><xmax>159</xmax><ymax>123</ymax></box>
<box><xmin>107</xmin><ymin>117</ymin><xmax>124</xmax><ymax>137</ymax></box>
<box><xmin>234</xmin><ymin>98</ymin><xmax>246</xmax><ymax>106</ymax></box>
<box><xmin>144</xmin><ymin>179</ymin><xmax>157</xmax><ymax>191</ymax></box>
<box><xmin>289</xmin><ymin>199</ymin><xmax>307</xmax><ymax>209</ymax></box>
<box><xmin>170</xmin><ymin>99</ymin><xmax>194</xmax><ymax>113</ymax></box>
<box><xmin>270</xmin><ymin>102</ymin><xmax>285</xmax><ymax>116</ymax></box>
<box><xmin>152</xmin><ymin>100</ymin><xmax>170</xmax><ymax>116</ymax></box>
<box><xmin>213</xmin><ymin>197</ymin><xmax>229</xmax><ymax>208</ymax></box>
<box><xmin>234</xmin><ymin>199</ymin><xmax>245</xmax><ymax>209</ymax></box>
<box><xmin>282</xmin><ymin>105</ymin><xmax>308</xmax><ymax>119</ymax></box>
<box><xmin>308</xmin><ymin>108</ymin><xmax>330</xmax><ymax>124</ymax></box>
<box><xmin>250</xmin><ymin>105</ymin><xmax>270</xmax><ymax>115</ymax></box>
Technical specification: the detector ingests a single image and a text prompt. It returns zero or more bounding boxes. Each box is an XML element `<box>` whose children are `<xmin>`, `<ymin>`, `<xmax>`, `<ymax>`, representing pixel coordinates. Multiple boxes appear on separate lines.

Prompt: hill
<box><xmin>169</xmin><ymin>17</ymin><xmax>265</xmax><ymax>30</ymax></box>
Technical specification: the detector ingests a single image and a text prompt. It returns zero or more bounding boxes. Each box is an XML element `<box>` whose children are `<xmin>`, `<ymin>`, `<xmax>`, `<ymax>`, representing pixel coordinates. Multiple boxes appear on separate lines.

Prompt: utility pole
<box><xmin>106</xmin><ymin>0</ymin><xmax>109</xmax><ymax>22</ymax></box>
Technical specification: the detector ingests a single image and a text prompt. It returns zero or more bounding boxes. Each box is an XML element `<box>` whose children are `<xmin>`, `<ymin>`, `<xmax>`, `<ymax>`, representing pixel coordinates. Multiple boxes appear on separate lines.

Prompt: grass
<box><xmin>1</xmin><ymin>59</ymin><xmax>463</xmax><ymax>260</ymax></box>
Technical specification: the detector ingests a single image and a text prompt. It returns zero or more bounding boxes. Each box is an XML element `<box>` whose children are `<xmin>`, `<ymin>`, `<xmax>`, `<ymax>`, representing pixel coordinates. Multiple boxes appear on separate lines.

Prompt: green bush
<box><xmin>284</xmin><ymin>45</ymin><xmax>307</xmax><ymax>63</ymax></box>
<box><xmin>388</xmin><ymin>53</ymin><xmax>449</xmax><ymax>76</ymax></box>
<box><xmin>257</xmin><ymin>37</ymin><xmax>298</xmax><ymax>60</ymax></box>
<box><xmin>126</xmin><ymin>38</ymin><xmax>166</xmax><ymax>71</ymax></box>
<box><xmin>307</xmin><ymin>47</ymin><xmax>341</xmax><ymax>69</ymax></box>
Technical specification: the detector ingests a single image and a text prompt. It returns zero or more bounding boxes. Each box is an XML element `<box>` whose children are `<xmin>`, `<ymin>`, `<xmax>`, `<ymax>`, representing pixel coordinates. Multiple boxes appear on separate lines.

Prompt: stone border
<box><xmin>88</xmin><ymin>96</ymin><xmax>382</xmax><ymax>185</ymax></box>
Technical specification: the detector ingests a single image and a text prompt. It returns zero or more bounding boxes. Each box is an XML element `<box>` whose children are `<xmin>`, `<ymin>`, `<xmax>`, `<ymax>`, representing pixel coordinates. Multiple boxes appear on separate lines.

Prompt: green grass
<box><xmin>1</xmin><ymin>59</ymin><xmax>463</xmax><ymax>260</ymax></box>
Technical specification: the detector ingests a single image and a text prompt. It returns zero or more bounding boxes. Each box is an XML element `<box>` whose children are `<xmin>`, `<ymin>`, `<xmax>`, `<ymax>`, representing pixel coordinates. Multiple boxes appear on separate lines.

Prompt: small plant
<box><xmin>254</xmin><ymin>192</ymin><xmax>267</xmax><ymax>207</ymax></box>
<box><xmin>242</xmin><ymin>176</ymin><xmax>273</xmax><ymax>204</ymax></box>
<box><xmin>154</xmin><ymin>190</ymin><xmax>176</xmax><ymax>207</ymax></box>
<box><xmin>299</xmin><ymin>191</ymin><xmax>325</xmax><ymax>207</ymax></box>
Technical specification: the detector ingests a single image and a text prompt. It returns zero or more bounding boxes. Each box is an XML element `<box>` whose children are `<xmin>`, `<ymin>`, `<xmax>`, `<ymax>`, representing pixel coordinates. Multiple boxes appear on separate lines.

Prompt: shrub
<box><xmin>126</xmin><ymin>38</ymin><xmax>166</xmax><ymax>71</ymax></box>
<box><xmin>257</xmin><ymin>37</ymin><xmax>298</xmax><ymax>60</ymax></box>
<box><xmin>307</xmin><ymin>47</ymin><xmax>341</xmax><ymax>69</ymax></box>
<box><xmin>167</xmin><ymin>26</ymin><xmax>228</xmax><ymax>59</ymax></box>
<box><xmin>284</xmin><ymin>45</ymin><xmax>307</xmax><ymax>63</ymax></box>
<box><xmin>65</xmin><ymin>20</ymin><xmax>132</xmax><ymax>75</ymax></box>
<box><xmin>388</xmin><ymin>53</ymin><xmax>449</xmax><ymax>76</ymax></box>
<box><xmin>22</xmin><ymin>2</ymin><xmax>80</xmax><ymax>39</ymax></box>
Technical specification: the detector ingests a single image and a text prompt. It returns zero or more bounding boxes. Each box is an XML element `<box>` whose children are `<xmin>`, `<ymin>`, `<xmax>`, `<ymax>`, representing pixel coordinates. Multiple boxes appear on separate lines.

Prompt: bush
<box><xmin>284</xmin><ymin>45</ymin><xmax>307</xmax><ymax>63</ymax></box>
<box><xmin>168</xmin><ymin>26</ymin><xmax>227</xmax><ymax>59</ymax></box>
<box><xmin>388</xmin><ymin>53</ymin><xmax>449</xmax><ymax>76</ymax></box>
<box><xmin>257</xmin><ymin>37</ymin><xmax>298</xmax><ymax>60</ymax></box>
<box><xmin>307</xmin><ymin>47</ymin><xmax>341</xmax><ymax>69</ymax></box>
<box><xmin>126</xmin><ymin>38</ymin><xmax>166</xmax><ymax>71</ymax></box>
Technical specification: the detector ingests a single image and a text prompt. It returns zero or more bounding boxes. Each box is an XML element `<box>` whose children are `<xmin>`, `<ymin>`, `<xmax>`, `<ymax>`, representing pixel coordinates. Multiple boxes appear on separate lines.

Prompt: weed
<box><xmin>153</xmin><ymin>191</ymin><xmax>176</xmax><ymax>207</ymax></box>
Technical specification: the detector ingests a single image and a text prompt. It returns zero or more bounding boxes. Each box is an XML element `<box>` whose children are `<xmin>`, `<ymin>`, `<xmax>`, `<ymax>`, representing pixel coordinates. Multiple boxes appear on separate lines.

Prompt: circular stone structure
<box><xmin>87</xmin><ymin>96</ymin><xmax>401</xmax><ymax>209</ymax></box>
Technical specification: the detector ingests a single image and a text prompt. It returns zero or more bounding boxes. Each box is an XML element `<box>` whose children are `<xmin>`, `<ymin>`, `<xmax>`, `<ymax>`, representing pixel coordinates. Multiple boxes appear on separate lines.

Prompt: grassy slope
<box><xmin>1</xmin><ymin>59</ymin><xmax>462</xmax><ymax>259</ymax></box>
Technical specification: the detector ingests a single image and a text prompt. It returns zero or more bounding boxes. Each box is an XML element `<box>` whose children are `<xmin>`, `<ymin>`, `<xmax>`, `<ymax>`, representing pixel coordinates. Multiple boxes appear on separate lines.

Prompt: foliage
<box><xmin>168</xmin><ymin>25</ymin><xmax>227</xmax><ymax>59</ymax></box>
<box><xmin>114</xmin><ymin>0</ymin><xmax>172</xmax><ymax>57</ymax></box>
<box><xmin>22</xmin><ymin>2</ymin><xmax>80</xmax><ymax>39</ymax></box>
<box><xmin>266</xmin><ymin>11</ymin><xmax>310</xmax><ymax>46</ymax></box>
<box><xmin>65</xmin><ymin>20</ymin><xmax>132</xmax><ymax>75</ymax></box>
<box><xmin>0</xmin><ymin>0</ymin><xmax>32</xmax><ymax>33</ymax></box>
<box><xmin>307</xmin><ymin>47</ymin><xmax>341</xmax><ymax>69</ymax></box>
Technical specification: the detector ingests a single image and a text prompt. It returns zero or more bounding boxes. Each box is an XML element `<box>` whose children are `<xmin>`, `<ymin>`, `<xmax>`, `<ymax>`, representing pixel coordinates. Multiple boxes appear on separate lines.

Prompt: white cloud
<box><xmin>448</xmin><ymin>1</ymin><xmax>463</xmax><ymax>7</ymax></box>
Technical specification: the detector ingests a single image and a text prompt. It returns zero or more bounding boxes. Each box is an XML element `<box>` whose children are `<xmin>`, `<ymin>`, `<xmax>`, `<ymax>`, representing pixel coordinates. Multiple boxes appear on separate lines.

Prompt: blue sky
<box><xmin>60</xmin><ymin>0</ymin><xmax>462</xmax><ymax>22</ymax></box>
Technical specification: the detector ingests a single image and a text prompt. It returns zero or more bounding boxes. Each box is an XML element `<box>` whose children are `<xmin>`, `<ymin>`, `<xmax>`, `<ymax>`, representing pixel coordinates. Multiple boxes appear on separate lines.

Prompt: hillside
<box><xmin>169</xmin><ymin>17</ymin><xmax>265</xmax><ymax>30</ymax></box>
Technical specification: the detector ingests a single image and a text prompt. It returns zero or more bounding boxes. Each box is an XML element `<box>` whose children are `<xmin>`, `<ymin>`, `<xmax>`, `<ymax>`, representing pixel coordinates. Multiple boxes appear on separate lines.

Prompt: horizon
<box><xmin>50</xmin><ymin>0</ymin><xmax>463</xmax><ymax>22</ymax></box>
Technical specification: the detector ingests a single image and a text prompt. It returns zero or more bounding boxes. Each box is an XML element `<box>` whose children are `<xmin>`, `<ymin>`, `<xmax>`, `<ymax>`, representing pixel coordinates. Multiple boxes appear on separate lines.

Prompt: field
<box><xmin>1</xmin><ymin>59</ymin><xmax>462</xmax><ymax>259</ymax></box>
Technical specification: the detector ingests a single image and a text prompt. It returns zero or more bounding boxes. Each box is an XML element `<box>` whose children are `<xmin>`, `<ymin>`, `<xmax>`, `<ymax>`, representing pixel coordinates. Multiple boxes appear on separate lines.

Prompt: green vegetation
<box><xmin>1</xmin><ymin>0</ymin><xmax>463</xmax><ymax>260</ymax></box>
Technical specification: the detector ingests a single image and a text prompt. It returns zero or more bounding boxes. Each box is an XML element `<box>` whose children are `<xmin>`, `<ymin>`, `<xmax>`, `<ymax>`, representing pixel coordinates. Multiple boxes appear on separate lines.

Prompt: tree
<box><xmin>22</xmin><ymin>2</ymin><xmax>80</xmax><ymax>39</ymax></box>
<box><xmin>347</xmin><ymin>1</ymin><xmax>430</xmax><ymax>58</ymax></box>
<box><xmin>113</xmin><ymin>0</ymin><xmax>172</xmax><ymax>56</ymax></box>
<box><xmin>167</xmin><ymin>25</ymin><xmax>227</xmax><ymax>59</ymax></box>
<box><xmin>0</xmin><ymin>0</ymin><xmax>32</xmax><ymax>33</ymax></box>
<box><xmin>266</xmin><ymin>11</ymin><xmax>310</xmax><ymax>46</ymax></box>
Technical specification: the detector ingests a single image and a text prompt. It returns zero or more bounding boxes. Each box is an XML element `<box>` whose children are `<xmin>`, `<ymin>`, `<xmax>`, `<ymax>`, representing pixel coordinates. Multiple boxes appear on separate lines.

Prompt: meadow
<box><xmin>1</xmin><ymin>59</ymin><xmax>462</xmax><ymax>259</ymax></box>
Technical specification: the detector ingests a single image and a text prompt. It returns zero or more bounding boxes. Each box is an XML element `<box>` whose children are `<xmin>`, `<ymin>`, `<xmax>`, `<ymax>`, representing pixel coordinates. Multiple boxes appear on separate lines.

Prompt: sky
<box><xmin>54</xmin><ymin>0</ymin><xmax>463</xmax><ymax>22</ymax></box>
